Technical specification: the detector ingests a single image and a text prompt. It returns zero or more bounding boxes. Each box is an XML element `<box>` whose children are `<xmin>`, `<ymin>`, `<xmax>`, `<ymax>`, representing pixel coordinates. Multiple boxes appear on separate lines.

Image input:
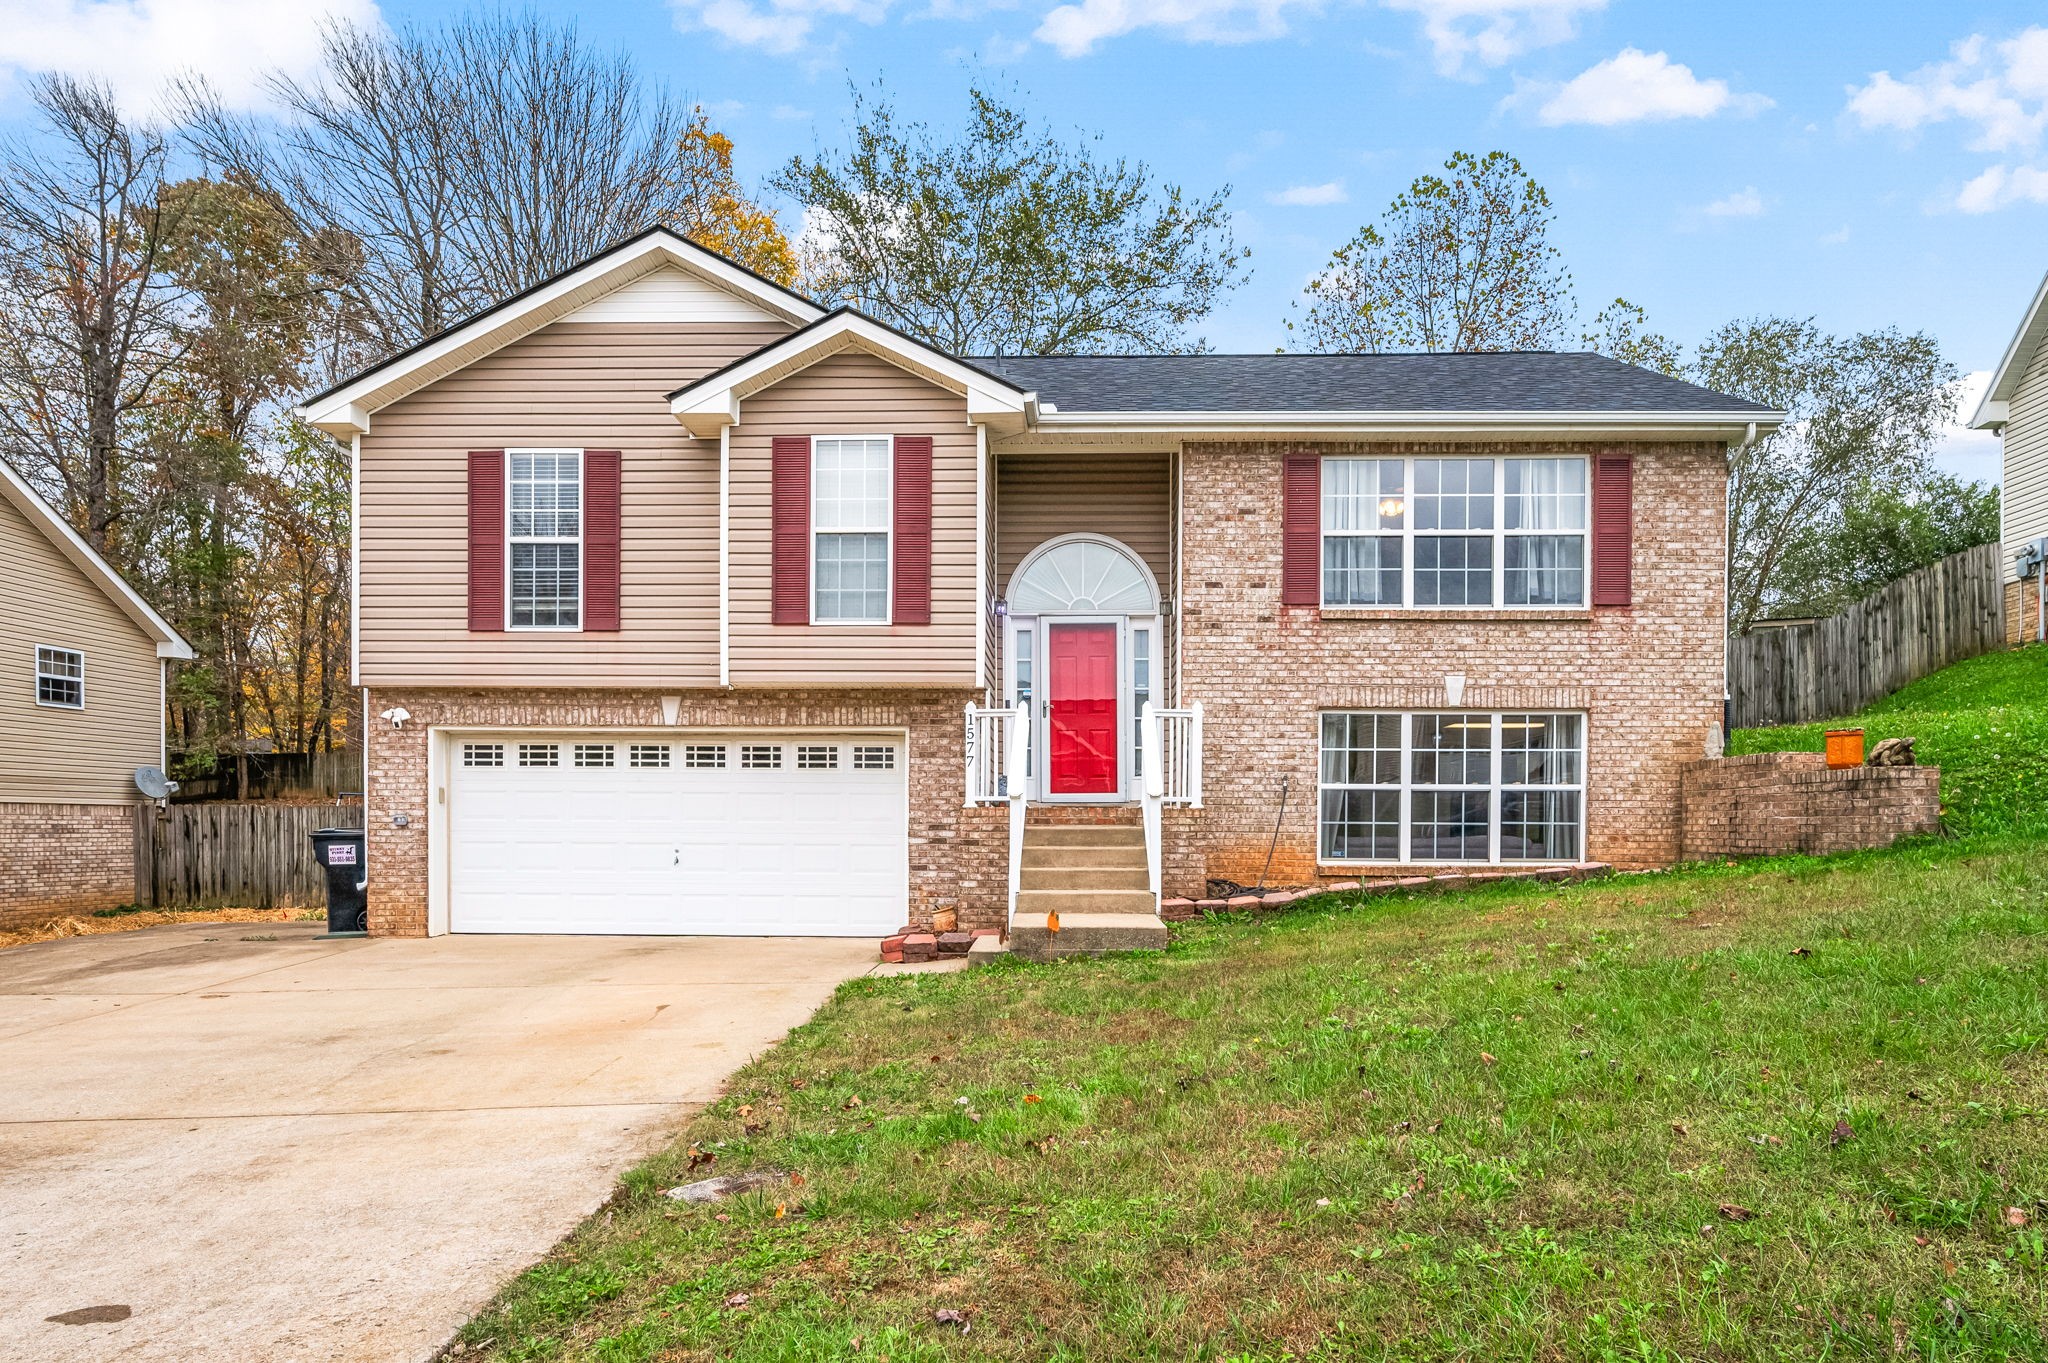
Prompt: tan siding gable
<box><xmin>728</xmin><ymin>350</ymin><xmax>979</xmax><ymax>687</ymax></box>
<box><xmin>996</xmin><ymin>452</ymin><xmax>1172</xmax><ymax>592</ymax></box>
<box><xmin>357</xmin><ymin>319</ymin><xmax>793</xmax><ymax>687</ymax></box>
<box><xmin>0</xmin><ymin>494</ymin><xmax>160</xmax><ymax>804</ymax></box>
<box><xmin>2005</xmin><ymin>336</ymin><xmax>2048</xmax><ymax>580</ymax></box>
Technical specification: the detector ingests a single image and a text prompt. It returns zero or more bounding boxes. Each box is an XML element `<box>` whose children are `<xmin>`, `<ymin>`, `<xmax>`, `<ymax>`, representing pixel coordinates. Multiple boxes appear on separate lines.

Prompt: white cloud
<box><xmin>1846</xmin><ymin>27</ymin><xmax>2048</xmax><ymax>213</ymax></box>
<box><xmin>1533</xmin><ymin>48</ymin><xmax>1771</xmax><ymax>127</ymax></box>
<box><xmin>1033</xmin><ymin>0</ymin><xmax>1316</xmax><ymax>59</ymax></box>
<box><xmin>1268</xmin><ymin>179</ymin><xmax>1347</xmax><ymax>205</ymax></box>
<box><xmin>672</xmin><ymin>0</ymin><xmax>893</xmax><ymax>53</ymax></box>
<box><xmin>0</xmin><ymin>0</ymin><xmax>379</xmax><ymax>115</ymax></box>
<box><xmin>1819</xmin><ymin>224</ymin><xmax>1851</xmax><ymax>244</ymax></box>
<box><xmin>1933</xmin><ymin>370</ymin><xmax>2003</xmax><ymax>485</ymax></box>
<box><xmin>1382</xmin><ymin>0</ymin><xmax>1605</xmax><ymax>77</ymax></box>
<box><xmin>1703</xmin><ymin>186</ymin><xmax>1764</xmax><ymax>217</ymax></box>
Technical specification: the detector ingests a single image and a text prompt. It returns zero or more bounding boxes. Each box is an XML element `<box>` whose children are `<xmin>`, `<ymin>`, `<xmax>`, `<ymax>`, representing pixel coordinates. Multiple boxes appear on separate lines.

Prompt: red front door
<box><xmin>1048</xmin><ymin>623</ymin><xmax>1119</xmax><ymax>795</ymax></box>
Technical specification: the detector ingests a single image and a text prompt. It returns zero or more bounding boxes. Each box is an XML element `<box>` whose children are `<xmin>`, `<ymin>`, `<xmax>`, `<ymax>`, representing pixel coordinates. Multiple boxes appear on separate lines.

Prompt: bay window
<box><xmin>1318</xmin><ymin>711</ymin><xmax>1585</xmax><ymax>863</ymax></box>
<box><xmin>1320</xmin><ymin>456</ymin><xmax>1588</xmax><ymax>608</ymax></box>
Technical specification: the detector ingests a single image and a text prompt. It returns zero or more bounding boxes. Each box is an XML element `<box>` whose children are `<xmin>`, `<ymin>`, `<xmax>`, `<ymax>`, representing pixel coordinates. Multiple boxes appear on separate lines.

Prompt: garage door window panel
<box><xmin>509</xmin><ymin>452</ymin><xmax>582</xmax><ymax>629</ymax></box>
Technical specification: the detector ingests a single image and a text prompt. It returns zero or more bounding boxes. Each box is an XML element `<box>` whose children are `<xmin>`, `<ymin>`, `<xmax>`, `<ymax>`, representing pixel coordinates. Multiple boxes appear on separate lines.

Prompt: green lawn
<box><xmin>462</xmin><ymin>834</ymin><xmax>2048</xmax><ymax>1362</ymax></box>
<box><xmin>1730</xmin><ymin>644</ymin><xmax>2048</xmax><ymax>837</ymax></box>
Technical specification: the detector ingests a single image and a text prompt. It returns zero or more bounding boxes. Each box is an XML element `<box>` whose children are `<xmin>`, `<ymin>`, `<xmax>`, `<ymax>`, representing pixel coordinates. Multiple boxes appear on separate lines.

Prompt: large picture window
<box><xmin>1321</xmin><ymin>456</ymin><xmax>1587</xmax><ymax>608</ymax></box>
<box><xmin>812</xmin><ymin>436</ymin><xmax>891</xmax><ymax>623</ymax></box>
<box><xmin>1318</xmin><ymin>711</ymin><xmax>1585</xmax><ymax>863</ymax></box>
<box><xmin>509</xmin><ymin>452</ymin><xmax>581</xmax><ymax>628</ymax></box>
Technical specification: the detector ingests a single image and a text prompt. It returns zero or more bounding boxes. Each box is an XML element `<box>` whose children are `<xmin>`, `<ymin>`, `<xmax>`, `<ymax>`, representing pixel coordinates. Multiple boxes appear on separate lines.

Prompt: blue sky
<box><xmin>4</xmin><ymin>0</ymin><xmax>2046</xmax><ymax>483</ymax></box>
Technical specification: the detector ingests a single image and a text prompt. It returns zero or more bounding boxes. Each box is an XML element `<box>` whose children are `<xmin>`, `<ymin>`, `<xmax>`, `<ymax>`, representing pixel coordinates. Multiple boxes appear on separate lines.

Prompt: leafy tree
<box><xmin>672</xmin><ymin>110</ymin><xmax>795</xmax><ymax>286</ymax></box>
<box><xmin>1290</xmin><ymin>150</ymin><xmax>1573</xmax><ymax>353</ymax></box>
<box><xmin>1760</xmin><ymin>473</ymin><xmax>2000</xmax><ymax>620</ymax></box>
<box><xmin>1582</xmin><ymin>298</ymin><xmax>1683</xmax><ymax>376</ymax></box>
<box><xmin>773</xmin><ymin>84</ymin><xmax>1247</xmax><ymax>354</ymax></box>
<box><xmin>1694</xmin><ymin>317</ymin><xmax>1958</xmax><ymax>633</ymax></box>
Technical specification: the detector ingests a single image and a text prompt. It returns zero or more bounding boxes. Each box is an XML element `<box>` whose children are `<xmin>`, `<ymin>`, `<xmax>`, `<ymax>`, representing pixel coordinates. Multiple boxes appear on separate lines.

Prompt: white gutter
<box><xmin>1031</xmin><ymin>408</ymin><xmax>1784</xmax><ymax>433</ymax></box>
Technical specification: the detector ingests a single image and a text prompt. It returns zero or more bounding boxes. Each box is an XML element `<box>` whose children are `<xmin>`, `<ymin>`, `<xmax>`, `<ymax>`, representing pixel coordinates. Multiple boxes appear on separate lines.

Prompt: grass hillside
<box><xmin>462</xmin><ymin>838</ymin><xmax>2048</xmax><ymax>1362</ymax></box>
<box><xmin>1731</xmin><ymin>644</ymin><xmax>2048</xmax><ymax>837</ymax></box>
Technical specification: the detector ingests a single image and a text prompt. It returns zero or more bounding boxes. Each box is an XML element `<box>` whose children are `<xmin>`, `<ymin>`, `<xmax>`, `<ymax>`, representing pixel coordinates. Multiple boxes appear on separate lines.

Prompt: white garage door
<box><xmin>447</xmin><ymin>734</ymin><xmax>906</xmax><ymax>936</ymax></box>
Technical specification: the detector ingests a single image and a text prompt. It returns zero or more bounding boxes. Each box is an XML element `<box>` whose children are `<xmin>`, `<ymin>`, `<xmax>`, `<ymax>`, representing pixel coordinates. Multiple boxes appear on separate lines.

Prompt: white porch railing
<box><xmin>964</xmin><ymin>703</ymin><xmax>1033</xmax><ymax>926</ymax></box>
<box><xmin>1139</xmin><ymin>702</ymin><xmax>1203</xmax><ymax>904</ymax></box>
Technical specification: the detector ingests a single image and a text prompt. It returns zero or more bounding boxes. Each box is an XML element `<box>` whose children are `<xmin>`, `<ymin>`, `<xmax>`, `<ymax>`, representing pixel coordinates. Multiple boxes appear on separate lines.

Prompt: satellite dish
<box><xmin>134</xmin><ymin>767</ymin><xmax>178</xmax><ymax>799</ymax></box>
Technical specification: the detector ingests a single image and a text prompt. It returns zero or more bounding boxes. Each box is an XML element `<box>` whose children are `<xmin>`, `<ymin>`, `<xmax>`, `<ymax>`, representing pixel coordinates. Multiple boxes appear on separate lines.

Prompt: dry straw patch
<box><xmin>0</xmin><ymin>906</ymin><xmax>317</xmax><ymax>951</ymax></box>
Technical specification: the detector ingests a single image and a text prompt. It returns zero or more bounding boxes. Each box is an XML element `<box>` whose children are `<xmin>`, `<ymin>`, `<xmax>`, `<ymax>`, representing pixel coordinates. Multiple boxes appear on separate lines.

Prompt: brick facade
<box><xmin>2007</xmin><ymin>576</ymin><xmax>2046</xmax><ymax>646</ymax></box>
<box><xmin>0</xmin><ymin>802</ymin><xmax>136</xmax><ymax>928</ymax></box>
<box><xmin>1679</xmin><ymin>751</ymin><xmax>1941</xmax><ymax>858</ymax></box>
<box><xmin>1161</xmin><ymin>439</ymin><xmax>1728</xmax><ymax>896</ymax></box>
<box><xmin>362</xmin><ymin>686</ymin><xmax>1005</xmax><ymax>937</ymax></box>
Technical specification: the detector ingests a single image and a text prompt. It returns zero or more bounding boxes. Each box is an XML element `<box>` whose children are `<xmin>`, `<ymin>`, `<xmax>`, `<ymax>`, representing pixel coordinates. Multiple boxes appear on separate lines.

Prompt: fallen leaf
<box><xmin>737</xmin><ymin>1104</ymin><xmax>755</xmax><ymax>1119</ymax></box>
<box><xmin>2005</xmin><ymin>1206</ymin><xmax>2030</xmax><ymax>1228</ymax></box>
<box><xmin>687</xmin><ymin>1146</ymin><xmax>716</xmax><ymax>1173</ymax></box>
<box><xmin>1913</xmin><ymin>1235</ymin><xmax>1930</xmax><ymax>1247</ymax></box>
<box><xmin>1789</xmin><ymin>947</ymin><xmax>1812</xmax><ymax>958</ymax></box>
<box><xmin>933</xmin><ymin>1308</ymin><xmax>971</xmax><ymax>1334</ymax></box>
<box><xmin>1717</xmin><ymin>1202</ymin><xmax>1756</xmax><ymax>1222</ymax></box>
<box><xmin>773</xmin><ymin>1204</ymin><xmax>786</xmax><ymax>1219</ymax></box>
<box><xmin>724</xmin><ymin>1293</ymin><xmax>750</xmax><ymax>1310</ymax></box>
<box><xmin>1480</xmin><ymin>1052</ymin><xmax>1497</xmax><ymax>1066</ymax></box>
<box><xmin>1830</xmin><ymin>1119</ymin><xmax>1855</xmax><ymax>1148</ymax></box>
<box><xmin>1426</xmin><ymin>1119</ymin><xmax>1443</xmax><ymax>1134</ymax></box>
<box><xmin>1314</xmin><ymin>1197</ymin><xmax>1331</xmax><ymax>1208</ymax></box>
<box><xmin>843</xmin><ymin>1095</ymin><xmax>864</xmax><ymax>1110</ymax></box>
<box><xmin>1023</xmin><ymin>1094</ymin><xmax>1043</xmax><ymax>1104</ymax></box>
<box><xmin>790</xmin><ymin>1173</ymin><xmax>806</xmax><ymax>1187</ymax></box>
<box><xmin>714</xmin><ymin>1213</ymin><xmax>730</xmax><ymax>1223</ymax></box>
<box><xmin>1672</xmin><ymin>1121</ymin><xmax>1689</xmax><ymax>1137</ymax></box>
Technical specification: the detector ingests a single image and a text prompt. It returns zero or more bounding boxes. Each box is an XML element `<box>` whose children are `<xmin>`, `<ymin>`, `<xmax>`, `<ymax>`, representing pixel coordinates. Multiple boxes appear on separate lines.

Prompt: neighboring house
<box><xmin>304</xmin><ymin>228</ymin><xmax>1780</xmax><ymax>940</ymax></box>
<box><xmin>1971</xmin><ymin>268</ymin><xmax>2048</xmax><ymax>645</ymax></box>
<box><xmin>0</xmin><ymin>460</ymin><xmax>193</xmax><ymax>927</ymax></box>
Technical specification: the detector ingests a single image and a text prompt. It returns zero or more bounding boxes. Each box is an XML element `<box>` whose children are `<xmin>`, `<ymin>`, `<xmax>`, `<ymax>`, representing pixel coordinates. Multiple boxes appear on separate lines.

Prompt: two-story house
<box><xmin>305</xmin><ymin>229</ymin><xmax>1780</xmax><ymax>940</ymax></box>
<box><xmin>1971</xmin><ymin>267</ymin><xmax>2048</xmax><ymax>645</ymax></box>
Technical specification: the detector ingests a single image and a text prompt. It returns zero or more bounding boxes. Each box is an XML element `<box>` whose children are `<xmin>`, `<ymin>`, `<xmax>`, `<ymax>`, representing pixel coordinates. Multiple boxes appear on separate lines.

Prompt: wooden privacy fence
<box><xmin>1728</xmin><ymin>542</ymin><xmax>2007</xmax><ymax>729</ymax></box>
<box><xmin>134</xmin><ymin>802</ymin><xmax>366</xmax><ymax>910</ymax></box>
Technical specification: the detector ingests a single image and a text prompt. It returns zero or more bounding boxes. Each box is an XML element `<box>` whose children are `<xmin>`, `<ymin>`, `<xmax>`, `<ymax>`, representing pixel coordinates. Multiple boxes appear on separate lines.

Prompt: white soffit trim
<box><xmin>1013</xmin><ymin>409</ymin><xmax>1783</xmax><ymax>442</ymax></box>
<box><xmin>0</xmin><ymin>460</ymin><xmax>195</xmax><ymax>658</ymax></box>
<box><xmin>668</xmin><ymin>311</ymin><xmax>1032</xmax><ymax>437</ymax></box>
<box><xmin>301</xmin><ymin>232</ymin><xmax>823</xmax><ymax>437</ymax></box>
<box><xmin>1973</xmin><ymin>267</ymin><xmax>2048</xmax><ymax>431</ymax></box>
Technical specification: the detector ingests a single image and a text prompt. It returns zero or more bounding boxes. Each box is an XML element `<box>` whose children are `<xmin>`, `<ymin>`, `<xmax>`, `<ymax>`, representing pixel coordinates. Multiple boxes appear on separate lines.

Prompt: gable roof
<box><xmin>301</xmin><ymin>227</ymin><xmax>825</xmax><ymax>437</ymax></box>
<box><xmin>968</xmin><ymin>351</ymin><xmax>1776</xmax><ymax>419</ymax></box>
<box><xmin>0</xmin><ymin>460</ymin><xmax>193</xmax><ymax>660</ymax></box>
<box><xmin>1971</xmin><ymin>267</ymin><xmax>2048</xmax><ymax>431</ymax></box>
<box><xmin>667</xmin><ymin>308</ymin><xmax>1034</xmax><ymax>437</ymax></box>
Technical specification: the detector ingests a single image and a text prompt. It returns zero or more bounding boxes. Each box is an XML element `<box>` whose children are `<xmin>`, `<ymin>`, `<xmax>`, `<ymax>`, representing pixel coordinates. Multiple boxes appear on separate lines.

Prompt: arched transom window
<box><xmin>1008</xmin><ymin>536</ymin><xmax>1158</xmax><ymax>615</ymax></box>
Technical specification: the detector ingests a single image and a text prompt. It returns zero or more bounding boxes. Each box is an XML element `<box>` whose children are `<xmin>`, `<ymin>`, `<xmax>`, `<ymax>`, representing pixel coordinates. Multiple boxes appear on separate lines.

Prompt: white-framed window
<box><xmin>1130</xmin><ymin>624</ymin><xmax>1152</xmax><ymax>776</ymax></box>
<box><xmin>629</xmin><ymin>744</ymin><xmax>671</xmax><ymax>769</ymax></box>
<box><xmin>1318</xmin><ymin>711</ymin><xmax>1584</xmax><ymax>864</ymax></box>
<box><xmin>812</xmin><ymin>435</ymin><xmax>891</xmax><ymax>624</ymax></box>
<box><xmin>797</xmin><ymin>744</ymin><xmax>839</xmax><ymax>770</ymax></box>
<box><xmin>461</xmin><ymin>742</ymin><xmax>504</xmax><ymax>767</ymax></box>
<box><xmin>853</xmin><ymin>745</ymin><xmax>895</xmax><ymax>770</ymax></box>
<box><xmin>740</xmin><ymin>744</ymin><xmax>782</xmax><ymax>769</ymax></box>
<box><xmin>518</xmin><ymin>742</ymin><xmax>559</xmax><ymax>767</ymax></box>
<box><xmin>684</xmin><ymin>744</ymin><xmax>726</xmax><ymax>769</ymax></box>
<box><xmin>1321</xmin><ymin>457</ymin><xmax>1587</xmax><ymax>609</ymax></box>
<box><xmin>573</xmin><ymin>743</ymin><xmax>614</xmax><ymax>768</ymax></box>
<box><xmin>34</xmin><ymin>645</ymin><xmax>84</xmax><ymax>709</ymax></box>
<box><xmin>509</xmin><ymin>450</ymin><xmax>582</xmax><ymax>629</ymax></box>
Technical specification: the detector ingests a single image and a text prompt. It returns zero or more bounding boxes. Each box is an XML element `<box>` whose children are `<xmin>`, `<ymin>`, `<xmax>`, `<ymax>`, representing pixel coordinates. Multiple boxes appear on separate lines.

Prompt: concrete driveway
<box><xmin>0</xmin><ymin>922</ymin><xmax>882</xmax><ymax>1363</ymax></box>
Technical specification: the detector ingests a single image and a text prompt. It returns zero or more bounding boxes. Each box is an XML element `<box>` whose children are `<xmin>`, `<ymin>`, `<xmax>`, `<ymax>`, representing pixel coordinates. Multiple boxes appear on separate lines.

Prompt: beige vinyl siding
<box><xmin>728</xmin><ymin>350</ymin><xmax>979</xmax><ymax>687</ymax></box>
<box><xmin>995</xmin><ymin>451</ymin><xmax>1173</xmax><ymax>590</ymax></box>
<box><xmin>357</xmin><ymin>320</ymin><xmax>790</xmax><ymax>687</ymax></box>
<box><xmin>2004</xmin><ymin>336</ymin><xmax>2048</xmax><ymax>581</ymax></box>
<box><xmin>0</xmin><ymin>494</ymin><xmax>160</xmax><ymax>804</ymax></box>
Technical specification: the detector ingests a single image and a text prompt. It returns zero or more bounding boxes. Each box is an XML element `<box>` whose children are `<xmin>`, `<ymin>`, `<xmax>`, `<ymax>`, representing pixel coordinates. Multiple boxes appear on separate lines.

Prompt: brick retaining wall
<box><xmin>1679</xmin><ymin>752</ymin><xmax>1941</xmax><ymax>860</ymax></box>
<box><xmin>0</xmin><ymin>802</ymin><xmax>137</xmax><ymax>928</ymax></box>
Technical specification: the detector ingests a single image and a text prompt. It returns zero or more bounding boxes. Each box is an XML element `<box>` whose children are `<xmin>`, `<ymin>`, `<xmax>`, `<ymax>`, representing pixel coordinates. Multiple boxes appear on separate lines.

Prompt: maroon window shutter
<box><xmin>1281</xmin><ymin>454</ymin><xmax>1321</xmax><ymax>607</ymax></box>
<box><xmin>583</xmin><ymin>451</ymin><xmax>622</xmax><ymax>631</ymax></box>
<box><xmin>1591</xmin><ymin>454</ymin><xmax>1634</xmax><ymax>606</ymax></box>
<box><xmin>467</xmin><ymin>450</ymin><xmax>506</xmax><ymax>632</ymax></box>
<box><xmin>892</xmin><ymin>436</ymin><xmax>933</xmax><ymax>625</ymax></box>
<box><xmin>771</xmin><ymin>436</ymin><xmax>811</xmax><ymax>625</ymax></box>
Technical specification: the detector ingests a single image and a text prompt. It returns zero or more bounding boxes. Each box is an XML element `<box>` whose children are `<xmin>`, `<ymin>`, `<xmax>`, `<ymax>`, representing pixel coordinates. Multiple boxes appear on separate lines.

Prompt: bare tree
<box><xmin>0</xmin><ymin>75</ymin><xmax>189</xmax><ymax>555</ymax></box>
<box><xmin>185</xmin><ymin>12</ymin><xmax>719</xmax><ymax>356</ymax></box>
<box><xmin>1289</xmin><ymin>150</ymin><xmax>1573</xmax><ymax>354</ymax></box>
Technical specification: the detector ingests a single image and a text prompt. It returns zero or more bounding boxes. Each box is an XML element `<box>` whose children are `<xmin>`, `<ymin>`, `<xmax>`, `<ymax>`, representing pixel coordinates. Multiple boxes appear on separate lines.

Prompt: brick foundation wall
<box><xmin>2008</xmin><ymin>576</ymin><xmax>2045</xmax><ymax>646</ymax></box>
<box><xmin>1679</xmin><ymin>751</ymin><xmax>1941</xmax><ymax>859</ymax></box>
<box><xmin>0</xmin><ymin>802</ymin><xmax>137</xmax><ymax>928</ymax></box>
<box><xmin>1165</xmin><ymin>439</ymin><xmax>1729</xmax><ymax>897</ymax></box>
<box><xmin>363</xmin><ymin>687</ymin><xmax>1006</xmax><ymax>937</ymax></box>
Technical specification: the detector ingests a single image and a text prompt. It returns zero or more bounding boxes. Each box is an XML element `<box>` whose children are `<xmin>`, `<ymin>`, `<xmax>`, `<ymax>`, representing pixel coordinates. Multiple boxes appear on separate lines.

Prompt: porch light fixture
<box><xmin>993</xmin><ymin>596</ymin><xmax>1009</xmax><ymax>618</ymax></box>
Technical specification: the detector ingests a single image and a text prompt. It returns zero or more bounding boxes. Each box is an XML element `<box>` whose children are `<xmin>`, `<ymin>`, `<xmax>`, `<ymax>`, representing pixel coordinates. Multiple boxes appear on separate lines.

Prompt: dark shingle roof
<box><xmin>961</xmin><ymin>351</ymin><xmax>1771</xmax><ymax>415</ymax></box>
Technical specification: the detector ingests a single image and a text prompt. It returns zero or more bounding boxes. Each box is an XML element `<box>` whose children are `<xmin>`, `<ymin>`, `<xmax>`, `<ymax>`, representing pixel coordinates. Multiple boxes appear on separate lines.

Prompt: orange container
<box><xmin>1824</xmin><ymin>728</ymin><xmax>1865</xmax><ymax>769</ymax></box>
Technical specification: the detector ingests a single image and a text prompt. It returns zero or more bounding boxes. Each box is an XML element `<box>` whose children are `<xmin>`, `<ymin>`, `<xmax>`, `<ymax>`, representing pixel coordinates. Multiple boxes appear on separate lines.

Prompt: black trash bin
<box><xmin>310</xmin><ymin>827</ymin><xmax>368</xmax><ymax>935</ymax></box>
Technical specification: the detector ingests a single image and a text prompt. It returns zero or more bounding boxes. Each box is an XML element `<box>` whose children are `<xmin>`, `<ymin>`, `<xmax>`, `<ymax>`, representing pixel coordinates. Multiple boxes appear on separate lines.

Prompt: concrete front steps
<box><xmin>1009</xmin><ymin>819</ymin><xmax>1167</xmax><ymax>960</ymax></box>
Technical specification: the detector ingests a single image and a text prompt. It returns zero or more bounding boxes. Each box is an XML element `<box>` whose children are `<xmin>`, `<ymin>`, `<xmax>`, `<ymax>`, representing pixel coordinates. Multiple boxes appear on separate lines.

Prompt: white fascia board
<box><xmin>1978</xmin><ymin>269</ymin><xmax>2048</xmax><ymax>423</ymax></box>
<box><xmin>0</xmin><ymin>460</ymin><xmax>194</xmax><ymax>658</ymax></box>
<box><xmin>668</xmin><ymin>312</ymin><xmax>1030</xmax><ymax>430</ymax></box>
<box><xmin>302</xmin><ymin>234</ymin><xmax>825</xmax><ymax>436</ymax></box>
